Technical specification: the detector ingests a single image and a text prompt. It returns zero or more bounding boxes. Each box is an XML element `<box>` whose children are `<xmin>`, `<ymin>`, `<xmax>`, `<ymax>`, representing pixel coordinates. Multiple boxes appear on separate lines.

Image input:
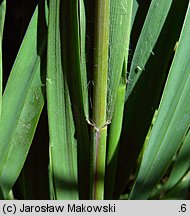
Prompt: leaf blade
<box><xmin>47</xmin><ymin>0</ymin><xmax>78</xmax><ymax>200</ymax></box>
<box><xmin>129</xmin><ymin>3</ymin><xmax>190</xmax><ymax>199</ymax></box>
<box><xmin>115</xmin><ymin>0</ymin><xmax>189</xmax><ymax>197</ymax></box>
<box><xmin>0</xmin><ymin>4</ymin><xmax>47</xmax><ymax>198</ymax></box>
<box><xmin>166</xmin><ymin>131</ymin><xmax>190</xmax><ymax>191</ymax></box>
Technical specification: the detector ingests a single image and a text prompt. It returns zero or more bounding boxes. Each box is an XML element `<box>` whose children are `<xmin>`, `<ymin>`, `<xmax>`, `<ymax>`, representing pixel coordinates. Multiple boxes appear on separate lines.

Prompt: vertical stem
<box><xmin>91</xmin><ymin>0</ymin><xmax>110</xmax><ymax>199</ymax></box>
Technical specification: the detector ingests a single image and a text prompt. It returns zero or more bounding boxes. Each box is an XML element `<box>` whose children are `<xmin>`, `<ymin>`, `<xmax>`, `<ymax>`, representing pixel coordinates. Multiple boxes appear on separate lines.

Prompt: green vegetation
<box><xmin>0</xmin><ymin>0</ymin><xmax>189</xmax><ymax>200</ymax></box>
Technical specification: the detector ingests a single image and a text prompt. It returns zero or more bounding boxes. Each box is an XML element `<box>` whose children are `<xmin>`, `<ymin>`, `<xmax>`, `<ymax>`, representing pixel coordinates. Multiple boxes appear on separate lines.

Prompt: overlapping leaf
<box><xmin>0</xmin><ymin>4</ymin><xmax>47</xmax><ymax>198</ymax></box>
<box><xmin>126</xmin><ymin>0</ymin><xmax>173</xmax><ymax>98</ymax></box>
<box><xmin>164</xmin><ymin>171</ymin><xmax>190</xmax><ymax>200</ymax></box>
<box><xmin>47</xmin><ymin>0</ymin><xmax>78</xmax><ymax>200</ymax></box>
<box><xmin>166</xmin><ymin>131</ymin><xmax>190</xmax><ymax>191</ymax></box>
<box><xmin>105</xmin><ymin>0</ymin><xmax>133</xmax><ymax>199</ymax></box>
<box><xmin>115</xmin><ymin>0</ymin><xmax>189</xmax><ymax>197</ymax></box>
<box><xmin>47</xmin><ymin>0</ymin><xmax>90</xmax><ymax>199</ymax></box>
<box><xmin>107</xmin><ymin>0</ymin><xmax>133</xmax><ymax>119</ymax></box>
<box><xmin>130</xmin><ymin>2</ymin><xmax>190</xmax><ymax>199</ymax></box>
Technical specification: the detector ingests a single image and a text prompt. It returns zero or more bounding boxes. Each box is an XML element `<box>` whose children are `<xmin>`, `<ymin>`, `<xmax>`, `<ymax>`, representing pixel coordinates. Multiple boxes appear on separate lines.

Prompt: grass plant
<box><xmin>0</xmin><ymin>0</ymin><xmax>189</xmax><ymax>200</ymax></box>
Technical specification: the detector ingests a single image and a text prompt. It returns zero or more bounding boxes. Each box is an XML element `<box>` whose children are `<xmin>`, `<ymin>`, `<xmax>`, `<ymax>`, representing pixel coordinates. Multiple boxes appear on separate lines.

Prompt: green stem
<box><xmin>90</xmin><ymin>0</ymin><xmax>110</xmax><ymax>200</ymax></box>
<box><xmin>105</xmin><ymin>75</ymin><xmax>126</xmax><ymax>199</ymax></box>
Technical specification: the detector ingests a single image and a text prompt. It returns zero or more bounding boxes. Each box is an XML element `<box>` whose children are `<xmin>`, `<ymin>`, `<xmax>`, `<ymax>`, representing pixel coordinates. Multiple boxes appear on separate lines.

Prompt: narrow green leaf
<box><xmin>115</xmin><ymin>0</ymin><xmax>189</xmax><ymax>197</ymax></box>
<box><xmin>107</xmin><ymin>0</ymin><xmax>133</xmax><ymax>120</ymax></box>
<box><xmin>131</xmin><ymin>0</ymin><xmax>139</xmax><ymax>27</ymax></box>
<box><xmin>126</xmin><ymin>0</ymin><xmax>173</xmax><ymax>98</ymax></box>
<box><xmin>105</xmin><ymin>0</ymin><xmax>133</xmax><ymax>199</ymax></box>
<box><xmin>166</xmin><ymin>131</ymin><xmax>190</xmax><ymax>191</ymax></box>
<box><xmin>129</xmin><ymin>0</ymin><xmax>152</xmax><ymax>69</ymax></box>
<box><xmin>0</xmin><ymin>3</ymin><xmax>47</xmax><ymax>198</ymax></box>
<box><xmin>79</xmin><ymin>0</ymin><xmax>89</xmax><ymax>118</ymax></box>
<box><xmin>105</xmin><ymin>62</ymin><xmax>126</xmax><ymax>200</ymax></box>
<box><xmin>47</xmin><ymin>0</ymin><xmax>78</xmax><ymax>200</ymax></box>
<box><xmin>0</xmin><ymin>0</ymin><xmax>6</xmax><ymax>118</ymax></box>
<box><xmin>10</xmin><ymin>1</ymin><xmax>50</xmax><ymax>200</ymax></box>
<box><xmin>15</xmin><ymin>110</ymin><xmax>50</xmax><ymax>200</ymax></box>
<box><xmin>164</xmin><ymin>171</ymin><xmax>190</xmax><ymax>200</ymax></box>
<box><xmin>60</xmin><ymin>0</ymin><xmax>90</xmax><ymax>199</ymax></box>
<box><xmin>49</xmin><ymin>146</ymin><xmax>55</xmax><ymax>200</ymax></box>
<box><xmin>129</xmin><ymin>3</ymin><xmax>190</xmax><ymax>199</ymax></box>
